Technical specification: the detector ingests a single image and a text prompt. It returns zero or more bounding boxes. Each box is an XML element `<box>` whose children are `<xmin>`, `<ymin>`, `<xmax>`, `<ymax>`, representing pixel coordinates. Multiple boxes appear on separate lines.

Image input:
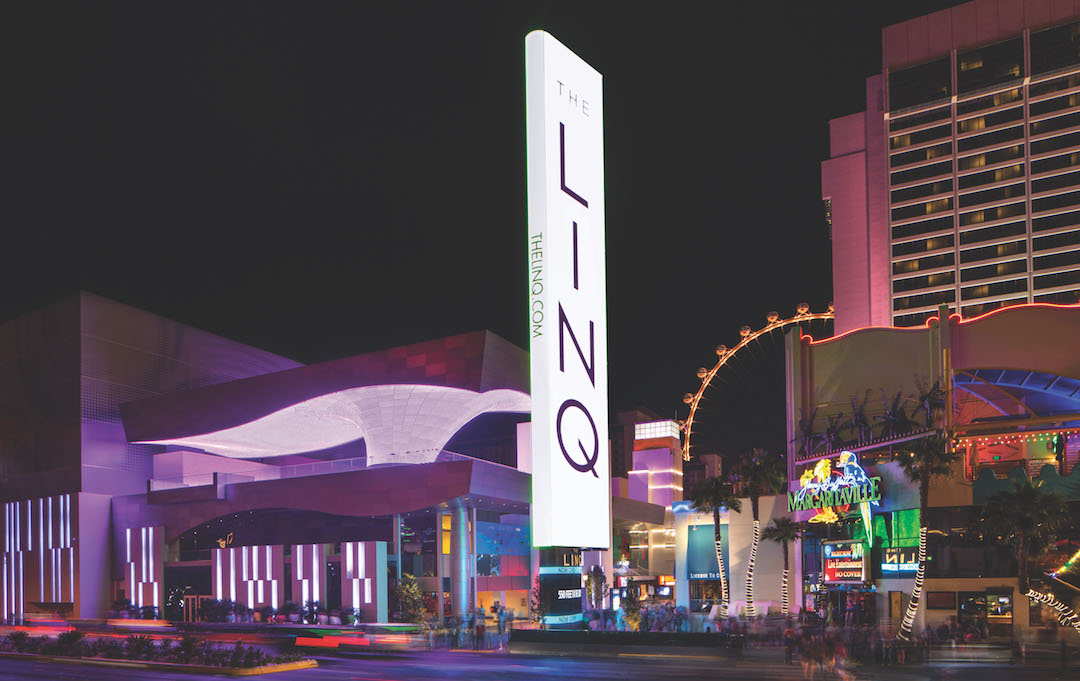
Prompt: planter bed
<box><xmin>0</xmin><ymin>650</ymin><xmax>318</xmax><ymax>675</ymax></box>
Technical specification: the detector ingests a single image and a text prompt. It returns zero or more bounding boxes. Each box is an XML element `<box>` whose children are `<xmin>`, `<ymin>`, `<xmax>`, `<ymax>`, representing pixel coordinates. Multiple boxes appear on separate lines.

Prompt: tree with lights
<box><xmin>981</xmin><ymin>478</ymin><xmax>1077</xmax><ymax>632</ymax></box>
<box><xmin>689</xmin><ymin>477</ymin><xmax>742</xmax><ymax>618</ymax></box>
<box><xmin>762</xmin><ymin>517</ymin><xmax>805</xmax><ymax>616</ymax></box>
<box><xmin>895</xmin><ymin>432</ymin><xmax>959</xmax><ymax>640</ymax></box>
<box><xmin>729</xmin><ymin>448</ymin><xmax>785</xmax><ymax>618</ymax></box>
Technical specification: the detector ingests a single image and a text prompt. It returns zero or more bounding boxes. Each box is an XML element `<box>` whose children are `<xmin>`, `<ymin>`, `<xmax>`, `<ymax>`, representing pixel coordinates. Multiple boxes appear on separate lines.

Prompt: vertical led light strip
<box><xmin>229</xmin><ymin>549</ymin><xmax>236</xmax><ymax>602</ymax></box>
<box><xmin>525</xmin><ymin>30</ymin><xmax>610</xmax><ymax>549</ymax></box>
<box><xmin>39</xmin><ymin>498</ymin><xmax>44</xmax><ymax>602</ymax></box>
<box><xmin>311</xmin><ymin>544</ymin><xmax>319</xmax><ymax>603</ymax></box>
<box><xmin>67</xmin><ymin>495</ymin><xmax>74</xmax><ymax>604</ymax></box>
<box><xmin>215</xmin><ymin>549</ymin><xmax>222</xmax><ymax>599</ymax></box>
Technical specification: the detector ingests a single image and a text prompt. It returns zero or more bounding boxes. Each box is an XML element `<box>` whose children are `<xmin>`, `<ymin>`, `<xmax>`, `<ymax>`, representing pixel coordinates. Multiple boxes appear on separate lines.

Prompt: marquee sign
<box><xmin>526</xmin><ymin>31</ymin><xmax>610</xmax><ymax>549</ymax></box>
<box><xmin>823</xmin><ymin>540</ymin><xmax>866</xmax><ymax>584</ymax></box>
<box><xmin>788</xmin><ymin>451</ymin><xmax>881</xmax><ymax>545</ymax></box>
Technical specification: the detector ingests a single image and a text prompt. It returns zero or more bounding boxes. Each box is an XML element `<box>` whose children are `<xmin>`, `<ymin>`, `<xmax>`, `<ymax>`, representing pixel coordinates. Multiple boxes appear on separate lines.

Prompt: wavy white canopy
<box><xmin>135</xmin><ymin>384</ymin><xmax>531</xmax><ymax>466</ymax></box>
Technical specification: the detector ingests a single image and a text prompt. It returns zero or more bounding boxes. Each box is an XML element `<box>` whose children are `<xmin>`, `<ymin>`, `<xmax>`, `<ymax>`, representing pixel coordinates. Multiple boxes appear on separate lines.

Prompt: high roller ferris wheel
<box><xmin>680</xmin><ymin>303</ymin><xmax>835</xmax><ymax>462</ymax></box>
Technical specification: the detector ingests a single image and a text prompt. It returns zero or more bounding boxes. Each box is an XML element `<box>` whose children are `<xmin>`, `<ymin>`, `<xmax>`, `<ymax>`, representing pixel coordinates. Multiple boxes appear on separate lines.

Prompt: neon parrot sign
<box><xmin>788</xmin><ymin>451</ymin><xmax>881</xmax><ymax>545</ymax></box>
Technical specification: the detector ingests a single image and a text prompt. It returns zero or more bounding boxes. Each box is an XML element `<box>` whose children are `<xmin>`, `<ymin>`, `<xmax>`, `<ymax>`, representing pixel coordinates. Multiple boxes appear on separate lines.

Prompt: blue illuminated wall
<box><xmin>686</xmin><ymin>523</ymin><xmax>729</xmax><ymax>584</ymax></box>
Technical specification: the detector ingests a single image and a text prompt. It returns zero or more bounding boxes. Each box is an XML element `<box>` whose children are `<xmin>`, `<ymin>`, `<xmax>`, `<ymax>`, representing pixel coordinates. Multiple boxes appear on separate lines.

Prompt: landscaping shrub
<box><xmin>56</xmin><ymin>630</ymin><xmax>86</xmax><ymax>656</ymax></box>
<box><xmin>124</xmin><ymin>634</ymin><xmax>155</xmax><ymax>660</ymax></box>
<box><xmin>4</xmin><ymin>631</ymin><xmax>30</xmax><ymax>652</ymax></box>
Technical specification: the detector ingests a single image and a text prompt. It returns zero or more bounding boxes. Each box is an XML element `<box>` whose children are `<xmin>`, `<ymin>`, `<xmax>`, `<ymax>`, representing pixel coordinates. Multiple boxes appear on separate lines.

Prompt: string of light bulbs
<box><xmin>745</xmin><ymin>520</ymin><xmax>760</xmax><ymax>618</ymax></box>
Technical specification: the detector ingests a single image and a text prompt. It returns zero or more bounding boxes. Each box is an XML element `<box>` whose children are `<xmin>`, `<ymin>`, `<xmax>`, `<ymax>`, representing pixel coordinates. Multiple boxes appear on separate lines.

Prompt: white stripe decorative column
<box><xmin>212</xmin><ymin>545</ymin><xmax>284</xmax><ymax>611</ymax></box>
<box><xmin>123</xmin><ymin>525</ymin><xmax>163</xmax><ymax>617</ymax></box>
<box><xmin>4</xmin><ymin>496</ymin><xmax>77</xmax><ymax>624</ymax></box>
<box><xmin>341</xmin><ymin>541</ymin><xmax>388</xmax><ymax>623</ymax></box>
<box><xmin>292</xmin><ymin>544</ymin><xmax>327</xmax><ymax>611</ymax></box>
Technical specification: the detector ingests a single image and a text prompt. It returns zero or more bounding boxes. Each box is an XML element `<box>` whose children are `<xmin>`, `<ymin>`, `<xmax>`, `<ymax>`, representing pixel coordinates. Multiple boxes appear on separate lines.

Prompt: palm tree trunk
<box><xmin>1017</xmin><ymin>534</ymin><xmax>1028</xmax><ymax>594</ymax></box>
<box><xmin>898</xmin><ymin>469</ymin><xmax>930</xmax><ymax>640</ymax></box>
<box><xmin>714</xmin><ymin>506</ymin><xmax>728</xmax><ymax>618</ymax></box>
<box><xmin>781</xmin><ymin>540</ymin><xmax>790</xmax><ymax>616</ymax></box>
<box><xmin>745</xmin><ymin>496</ymin><xmax>760</xmax><ymax>618</ymax></box>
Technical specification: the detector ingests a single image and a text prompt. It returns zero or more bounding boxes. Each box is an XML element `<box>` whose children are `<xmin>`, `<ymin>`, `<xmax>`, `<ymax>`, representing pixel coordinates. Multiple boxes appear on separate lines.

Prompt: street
<box><xmin>0</xmin><ymin>649</ymin><xmax>1074</xmax><ymax>681</ymax></box>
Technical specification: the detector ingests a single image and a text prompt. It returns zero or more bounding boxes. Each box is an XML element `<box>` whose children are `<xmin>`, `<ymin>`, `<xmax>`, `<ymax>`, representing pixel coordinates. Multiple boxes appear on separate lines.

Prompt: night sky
<box><xmin>6</xmin><ymin>2</ymin><xmax>966</xmax><ymax>454</ymax></box>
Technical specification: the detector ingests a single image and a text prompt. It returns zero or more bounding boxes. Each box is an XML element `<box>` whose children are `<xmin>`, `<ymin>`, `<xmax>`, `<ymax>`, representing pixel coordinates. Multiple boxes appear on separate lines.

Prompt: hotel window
<box><xmin>1033</xmin><ymin>208</ymin><xmax>1080</xmax><ymax>232</ymax></box>
<box><xmin>960</xmin><ymin>259</ymin><xmax>1028</xmax><ymax>282</ymax></box>
<box><xmin>960</xmin><ymin>202</ymin><xmax>1025</xmax><ymax>226</ymax></box>
<box><xmin>960</xmin><ymin>240</ymin><xmax>1026</xmax><ymax>264</ymax></box>
<box><xmin>1031</xmin><ymin>20</ymin><xmax>1080</xmax><ymax>76</ymax></box>
<box><xmin>959</xmin><ymin>164</ymin><xmax>1024</xmax><ymax>190</ymax></box>
<box><xmin>1030</xmin><ymin>73</ymin><xmax>1080</xmax><ymax>98</ymax></box>
<box><xmin>961</xmin><ymin>300</ymin><xmax>1009</xmax><ymax>317</ymax></box>
<box><xmin>1031</xmin><ymin>169</ymin><xmax>1080</xmax><ymax>193</ymax></box>
<box><xmin>893</xmin><ymin>252</ymin><xmax>955</xmax><ymax>275</ymax></box>
<box><xmin>892</xmin><ymin>235</ymin><xmax>954</xmax><ymax>258</ymax></box>
<box><xmin>893</xmin><ymin>310</ymin><xmax>939</xmax><ymax>326</ymax></box>
<box><xmin>958</xmin><ymin>145</ymin><xmax>1023</xmax><ymax>171</ymax></box>
<box><xmin>1030</xmin><ymin>130</ymin><xmax>1080</xmax><ymax>155</ymax></box>
<box><xmin>956</xmin><ymin>88</ymin><xmax>1021</xmax><ymax>115</ymax></box>
<box><xmin>1035</xmin><ymin>289</ymin><xmax>1080</xmax><ymax>303</ymax></box>
<box><xmin>957</xmin><ymin>125</ymin><xmax>1023</xmax><ymax>153</ymax></box>
<box><xmin>892</xmin><ymin>161</ymin><xmax>952</xmax><ymax>186</ymax></box>
<box><xmin>1032</xmin><ymin>189</ymin><xmax>1080</xmax><ymax>213</ymax></box>
<box><xmin>957</xmin><ymin>38</ymin><xmax>1023</xmax><ymax>94</ymax></box>
<box><xmin>889</xmin><ymin>57</ymin><xmax>951</xmax><ymax>111</ymax></box>
<box><xmin>893</xmin><ymin>289</ymin><xmax>955</xmax><ymax>311</ymax></box>
<box><xmin>889</xmin><ymin>106</ymin><xmax>951</xmax><ymax>132</ymax></box>
<box><xmin>893</xmin><ymin>271</ymin><xmax>955</xmax><ymax>293</ymax></box>
<box><xmin>1031</xmin><ymin>151</ymin><xmax>1080</xmax><ymax>175</ymax></box>
<box><xmin>891</xmin><ymin>142</ymin><xmax>953</xmax><ymax>168</ymax></box>
<box><xmin>1034</xmin><ymin>230</ymin><xmax>1080</xmax><ymax>251</ymax></box>
<box><xmin>957</xmin><ymin>107</ymin><xmax>1023</xmax><ymax>134</ymax></box>
<box><xmin>1034</xmin><ymin>249</ymin><xmax>1080</xmax><ymax>270</ymax></box>
<box><xmin>891</xmin><ymin>197</ymin><xmax>952</xmax><ymax>222</ymax></box>
<box><xmin>891</xmin><ymin>179</ymin><xmax>952</xmax><ymax>204</ymax></box>
<box><xmin>1035</xmin><ymin>270</ymin><xmax>1080</xmax><ymax>289</ymax></box>
<box><xmin>960</xmin><ymin>221</ymin><xmax>1026</xmax><ymax>245</ymax></box>
<box><xmin>958</xmin><ymin>183</ymin><xmax>1025</xmax><ymax>208</ymax></box>
<box><xmin>1030</xmin><ymin>111</ymin><xmax>1080</xmax><ymax>136</ymax></box>
<box><xmin>960</xmin><ymin>278</ymin><xmax>1027</xmax><ymax>301</ymax></box>
<box><xmin>1029</xmin><ymin>93</ymin><xmax>1080</xmax><ymax>117</ymax></box>
<box><xmin>892</xmin><ymin>215</ymin><xmax>954</xmax><ymax>240</ymax></box>
<box><xmin>890</xmin><ymin>124</ymin><xmax>951</xmax><ymax>150</ymax></box>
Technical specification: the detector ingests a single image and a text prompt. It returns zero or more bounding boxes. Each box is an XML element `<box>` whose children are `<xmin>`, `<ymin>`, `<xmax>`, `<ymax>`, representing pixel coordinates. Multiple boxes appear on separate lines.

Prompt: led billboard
<box><xmin>525</xmin><ymin>31</ymin><xmax>610</xmax><ymax>549</ymax></box>
<box><xmin>822</xmin><ymin>540</ymin><xmax>866</xmax><ymax>584</ymax></box>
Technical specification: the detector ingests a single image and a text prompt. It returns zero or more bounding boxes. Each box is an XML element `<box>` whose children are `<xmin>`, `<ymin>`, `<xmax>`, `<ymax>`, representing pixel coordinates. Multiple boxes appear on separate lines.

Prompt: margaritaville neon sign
<box><xmin>788</xmin><ymin>451</ymin><xmax>881</xmax><ymax>545</ymax></box>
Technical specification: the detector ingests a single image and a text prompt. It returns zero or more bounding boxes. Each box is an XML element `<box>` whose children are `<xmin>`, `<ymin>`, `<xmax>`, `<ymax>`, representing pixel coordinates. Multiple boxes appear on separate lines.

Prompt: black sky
<box><xmin>5</xmin><ymin>1</ymin><xmax>967</xmax><ymax>443</ymax></box>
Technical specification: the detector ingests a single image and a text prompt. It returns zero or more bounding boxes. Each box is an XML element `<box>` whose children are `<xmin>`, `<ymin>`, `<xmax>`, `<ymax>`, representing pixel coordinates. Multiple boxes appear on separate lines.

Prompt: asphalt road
<box><xmin>0</xmin><ymin>651</ymin><xmax>1075</xmax><ymax>681</ymax></box>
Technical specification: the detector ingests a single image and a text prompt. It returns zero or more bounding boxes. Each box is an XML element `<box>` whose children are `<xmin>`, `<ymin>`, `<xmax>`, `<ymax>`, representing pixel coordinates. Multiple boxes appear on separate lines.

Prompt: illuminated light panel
<box><xmin>634</xmin><ymin>420</ymin><xmax>681</xmax><ymax>441</ymax></box>
<box><xmin>135</xmin><ymin>385</ymin><xmax>530</xmax><ymax>465</ymax></box>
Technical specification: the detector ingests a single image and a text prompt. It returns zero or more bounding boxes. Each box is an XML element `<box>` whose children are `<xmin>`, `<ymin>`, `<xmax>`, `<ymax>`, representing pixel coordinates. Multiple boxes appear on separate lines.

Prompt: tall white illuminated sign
<box><xmin>526</xmin><ymin>31</ymin><xmax>610</xmax><ymax>549</ymax></box>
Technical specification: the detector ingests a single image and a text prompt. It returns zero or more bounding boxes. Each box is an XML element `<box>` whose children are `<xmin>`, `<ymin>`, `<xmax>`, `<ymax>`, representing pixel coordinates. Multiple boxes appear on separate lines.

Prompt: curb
<box><xmin>0</xmin><ymin>651</ymin><xmax>318</xmax><ymax>675</ymax></box>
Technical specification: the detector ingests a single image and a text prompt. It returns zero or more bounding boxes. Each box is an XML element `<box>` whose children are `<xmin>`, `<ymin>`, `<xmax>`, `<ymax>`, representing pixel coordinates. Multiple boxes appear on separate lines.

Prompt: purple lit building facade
<box><xmin>823</xmin><ymin>0</ymin><xmax>1080</xmax><ymax>335</ymax></box>
<box><xmin>2</xmin><ymin>294</ymin><xmax>673</xmax><ymax>623</ymax></box>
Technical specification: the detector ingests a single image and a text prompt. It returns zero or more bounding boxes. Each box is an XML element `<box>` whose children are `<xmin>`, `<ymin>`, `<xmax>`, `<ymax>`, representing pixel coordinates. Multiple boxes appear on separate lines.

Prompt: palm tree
<box><xmin>729</xmin><ymin>448</ymin><xmax>785</xmax><ymax>618</ymax></box>
<box><xmin>911</xmin><ymin>376</ymin><xmax>945</xmax><ymax>431</ymax></box>
<box><xmin>762</xmin><ymin>517</ymin><xmax>804</xmax><ymax>616</ymax></box>
<box><xmin>822</xmin><ymin>412</ymin><xmax>845</xmax><ymax>452</ymax></box>
<box><xmin>847</xmin><ymin>391</ymin><xmax>872</xmax><ymax>445</ymax></box>
<box><xmin>689</xmin><ymin>476</ymin><xmax>742</xmax><ymax>618</ymax></box>
<box><xmin>876</xmin><ymin>388</ymin><xmax>912</xmax><ymax>439</ymax></box>
<box><xmin>894</xmin><ymin>432</ymin><xmax>960</xmax><ymax>640</ymax></box>
<box><xmin>795</xmin><ymin>408</ymin><xmax>819</xmax><ymax>457</ymax></box>
<box><xmin>981</xmin><ymin>478</ymin><xmax>1070</xmax><ymax>598</ymax></box>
